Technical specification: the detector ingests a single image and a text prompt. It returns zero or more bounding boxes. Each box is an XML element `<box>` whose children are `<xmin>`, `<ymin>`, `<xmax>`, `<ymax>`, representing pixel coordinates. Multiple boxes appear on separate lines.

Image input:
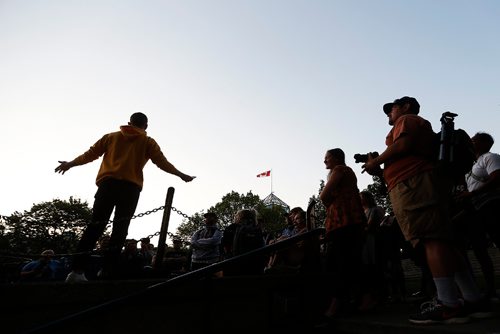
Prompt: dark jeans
<box><xmin>325</xmin><ymin>223</ymin><xmax>364</xmax><ymax>301</ymax></box>
<box><xmin>73</xmin><ymin>178</ymin><xmax>141</xmax><ymax>272</ymax></box>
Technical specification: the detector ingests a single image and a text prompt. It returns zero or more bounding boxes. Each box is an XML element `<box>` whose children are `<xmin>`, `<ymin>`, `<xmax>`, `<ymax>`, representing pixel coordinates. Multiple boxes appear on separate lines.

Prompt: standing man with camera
<box><xmin>362</xmin><ymin>96</ymin><xmax>488</xmax><ymax>324</ymax></box>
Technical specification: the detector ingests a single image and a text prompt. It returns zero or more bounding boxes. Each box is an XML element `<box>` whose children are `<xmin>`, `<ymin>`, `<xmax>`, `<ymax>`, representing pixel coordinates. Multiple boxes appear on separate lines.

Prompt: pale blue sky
<box><xmin>1</xmin><ymin>0</ymin><xmax>499</xmax><ymax>243</ymax></box>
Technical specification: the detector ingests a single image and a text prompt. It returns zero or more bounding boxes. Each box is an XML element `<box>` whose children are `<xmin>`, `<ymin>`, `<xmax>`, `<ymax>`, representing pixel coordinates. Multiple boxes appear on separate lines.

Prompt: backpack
<box><xmin>435</xmin><ymin>112</ymin><xmax>475</xmax><ymax>184</ymax></box>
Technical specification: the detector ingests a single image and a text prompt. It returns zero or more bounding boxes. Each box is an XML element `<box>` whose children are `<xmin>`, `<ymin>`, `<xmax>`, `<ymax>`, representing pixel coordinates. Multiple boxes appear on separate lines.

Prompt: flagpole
<box><xmin>271</xmin><ymin>169</ymin><xmax>273</xmax><ymax>194</ymax></box>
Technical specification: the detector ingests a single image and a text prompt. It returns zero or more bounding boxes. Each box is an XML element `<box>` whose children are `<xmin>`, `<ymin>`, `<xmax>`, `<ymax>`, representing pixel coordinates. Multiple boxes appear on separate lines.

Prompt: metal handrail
<box><xmin>25</xmin><ymin>227</ymin><xmax>325</xmax><ymax>333</ymax></box>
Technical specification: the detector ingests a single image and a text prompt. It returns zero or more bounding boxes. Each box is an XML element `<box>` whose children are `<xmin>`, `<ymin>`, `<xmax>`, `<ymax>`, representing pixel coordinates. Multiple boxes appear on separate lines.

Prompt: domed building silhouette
<box><xmin>262</xmin><ymin>192</ymin><xmax>289</xmax><ymax>212</ymax></box>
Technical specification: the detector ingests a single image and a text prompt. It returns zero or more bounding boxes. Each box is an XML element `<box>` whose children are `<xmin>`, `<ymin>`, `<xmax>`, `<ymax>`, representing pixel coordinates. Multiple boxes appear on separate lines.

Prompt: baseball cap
<box><xmin>383</xmin><ymin>96</ymin><xmax>420</xmax><ymax>115</ymax></box>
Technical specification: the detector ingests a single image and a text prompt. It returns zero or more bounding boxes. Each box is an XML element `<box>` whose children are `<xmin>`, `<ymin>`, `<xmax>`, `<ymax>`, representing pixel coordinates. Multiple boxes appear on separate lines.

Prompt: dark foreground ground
<box><xmin>2</xmin><ymin>249</ymin><xmax>500</xmax><ymax>334</ymax></box>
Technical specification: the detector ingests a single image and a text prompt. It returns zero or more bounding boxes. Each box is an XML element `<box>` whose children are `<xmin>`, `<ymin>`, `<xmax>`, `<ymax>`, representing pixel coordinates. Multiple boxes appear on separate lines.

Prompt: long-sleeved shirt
<box><xmin>190</xmin><ymin>226</ymin><xmax>222</xmax><ymax>264</ymax></box>
<box><xmin>72</xmin><ymin>125</ymin><xmax>179</xmax><ymax>189</ymax></box>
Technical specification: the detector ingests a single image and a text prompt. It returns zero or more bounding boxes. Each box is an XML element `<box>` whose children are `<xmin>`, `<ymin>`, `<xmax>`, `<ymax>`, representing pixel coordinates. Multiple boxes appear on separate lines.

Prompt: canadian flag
<box><xmin>257</xmin><ymin>170</ymin><xmax>271</xmax><ymax>177</ymax></box>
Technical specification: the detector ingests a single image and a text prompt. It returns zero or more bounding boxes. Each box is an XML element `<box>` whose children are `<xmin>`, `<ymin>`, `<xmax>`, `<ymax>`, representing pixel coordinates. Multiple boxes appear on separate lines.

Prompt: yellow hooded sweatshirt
<box><xmin>72</xmin><ymin>125</ymin><xmax>178</xmax><ymax>190</ymax></box>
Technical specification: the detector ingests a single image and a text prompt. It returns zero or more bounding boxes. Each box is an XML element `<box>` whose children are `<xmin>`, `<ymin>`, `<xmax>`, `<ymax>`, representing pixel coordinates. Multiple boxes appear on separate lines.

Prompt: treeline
<box><xmin>0</xmin><ymin>177</ymin><xmax>387</xmax><ymax>257</ymax></box>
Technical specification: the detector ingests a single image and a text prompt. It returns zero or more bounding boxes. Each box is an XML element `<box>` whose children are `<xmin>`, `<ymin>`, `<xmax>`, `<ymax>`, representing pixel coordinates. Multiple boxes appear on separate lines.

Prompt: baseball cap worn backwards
<box><xmin>383</xmin><ymin>96</ymin><xmax>420</xmax><ymax>115</ymax></box>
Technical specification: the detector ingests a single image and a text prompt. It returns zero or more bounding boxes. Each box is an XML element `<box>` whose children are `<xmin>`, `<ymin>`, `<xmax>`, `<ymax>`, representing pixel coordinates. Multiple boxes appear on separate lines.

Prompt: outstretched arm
<box><xmin>55</xmin><ymin>136</ymin><xmax>107</xmax><ymax>175</ymax></box>
<box><xmin>55</xmin><ymin>160</ymin><xmax>77</xmax><ymax>175</ymax></box>
<box><xmin>149</xmin><ymin>143</ymin><xmax>196</xmax><ymax>182</ymax></box>
<box><xmin>160</xmin><ymin>161</ymin><xmax>196</xmax><ymax>182</ymax></box>
<box><xmin>162</xmin><ymin>162</ymin><xmax>196</xmax><ymax>183</ymax></box>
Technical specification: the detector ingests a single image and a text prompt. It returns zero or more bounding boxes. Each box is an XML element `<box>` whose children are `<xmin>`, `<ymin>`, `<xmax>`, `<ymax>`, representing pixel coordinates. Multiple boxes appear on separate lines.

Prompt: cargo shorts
<box><xmin>389</xmin><ymin>169</ymin><xmax>452</xmax><ymax>247</ymax></box>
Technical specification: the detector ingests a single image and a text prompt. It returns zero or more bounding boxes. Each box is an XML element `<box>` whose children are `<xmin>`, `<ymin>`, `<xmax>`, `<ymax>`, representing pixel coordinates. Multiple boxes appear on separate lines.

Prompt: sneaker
<box><xmin>409</xmin><ymin>299</ymin><xmax>470</xmax><ymax>325</ymax></box>
<box><xmin>65</xmin><ymin>271</ymin><xmax>88</xmax><ymax>283</ymax></box>
<box><xmin>463</xmin><ymin>298</ymin><xmax>494</xmax><ymax>319</ymax></box>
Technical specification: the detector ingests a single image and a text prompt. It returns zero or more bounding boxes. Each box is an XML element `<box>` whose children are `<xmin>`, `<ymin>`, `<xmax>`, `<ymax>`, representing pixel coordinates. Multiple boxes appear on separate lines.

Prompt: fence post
<box><xmin>306</xmin><ymin>199</ymin><xmax>316</xmax><ymax>231</ymax></box>
<box><xmin>154</xmin><ymin>187</ymin><xmax>175</xmax><ymax>271</ymax></box>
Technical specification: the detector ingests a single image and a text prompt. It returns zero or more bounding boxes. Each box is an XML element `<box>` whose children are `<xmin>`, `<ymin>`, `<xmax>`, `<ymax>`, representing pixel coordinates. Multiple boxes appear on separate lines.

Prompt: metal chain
<box><xmin>111</xmin><ymin>205</ymin><xmax>167</xmax><ymax>240</ymax></box>
<box><xmin>0</xmin><ymin>204</ymin><xmax>195</xmax><ymax>256</ymax></box>
<box><xmin>171</xmin><ymin>206</ymin><xmax>192</xmax><ymax>221</ymax></box>
<box><xmin>0</xmin><ymin>205</ymin><xmax>166</xmax><ymax>227</ymax></box>
<box><xmin>131</xmin><ymin>206</ymin><xmax>192</xmax><ymax>239</ymax></box>
<box><xmin>92</xmin><ymin>205</ymin><xmax>166</xmax><ymax>230</ymax></box>
<box><xmin>142</xmin><ymin>206</ymin><xmax>194</xmax><ymax>240</ymax></box>
<box><xmin>131</xmin><ymin>206</ymin><xmax>165</xmax><ymax>219</ymax></box>
<box><xmin>143</xmin><ymin>230</ymin><xmax>161</xmax><ymax>240</ymax></box>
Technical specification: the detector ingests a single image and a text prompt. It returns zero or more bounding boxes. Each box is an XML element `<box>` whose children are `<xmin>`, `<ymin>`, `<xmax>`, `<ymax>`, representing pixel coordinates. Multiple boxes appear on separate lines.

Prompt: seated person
<box><xmin>269</xmin><ymin>207</ymin><xmax>304</xmax><ymax>245</ymax></box>
<box><xmin>20</xmin><ymin>250</ymin><xmax>64</xmax><ymax>282</ymax></box>
<box><xmin>116</xmin><ymin>239</ymin><xmax>147</xmax><ymax>279</ymax></box>
<box><xmin>163</xmin><ymin>238</ymin><xmax>189</xmax><ymax>275</ymax></box>
<box><xmin>139</xmin><ymin>237</ymin><xmax>155</xmax><ymax>268</ymax></box>
<box><xmin>266</xmin><ymin>209</ymin><xmax>319</xmax><ymax>273</ymax></box>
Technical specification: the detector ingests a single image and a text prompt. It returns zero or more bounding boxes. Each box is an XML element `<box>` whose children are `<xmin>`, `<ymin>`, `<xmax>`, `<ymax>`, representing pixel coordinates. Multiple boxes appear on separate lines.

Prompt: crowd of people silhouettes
<box><xmin>12</xmin><ymin>101</ymin><xmax>499</xmax><ymax>327</ymax></box>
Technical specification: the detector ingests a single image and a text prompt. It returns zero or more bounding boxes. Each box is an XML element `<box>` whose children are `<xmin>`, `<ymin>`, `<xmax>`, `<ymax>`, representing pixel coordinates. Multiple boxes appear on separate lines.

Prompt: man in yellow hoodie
<box><xmin>55</xmin><ymin>112</ymin><xmax>195</xmax><ymax>282</ymax></box>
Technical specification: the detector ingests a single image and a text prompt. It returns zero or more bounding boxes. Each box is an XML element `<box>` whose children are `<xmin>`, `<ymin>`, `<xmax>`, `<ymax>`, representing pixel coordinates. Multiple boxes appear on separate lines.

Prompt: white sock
<box><xmin>433</xmin><ymin>277</ymin><xmax>460</xmax><ymax>307</ymax></box>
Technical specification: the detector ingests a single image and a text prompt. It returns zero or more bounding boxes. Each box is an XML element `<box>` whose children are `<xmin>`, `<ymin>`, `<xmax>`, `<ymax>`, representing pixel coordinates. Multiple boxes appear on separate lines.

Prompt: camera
<box><xmin>354</xmin><ymin>151</ymin><xmax>379</xmax><ymax>164</ymax></box>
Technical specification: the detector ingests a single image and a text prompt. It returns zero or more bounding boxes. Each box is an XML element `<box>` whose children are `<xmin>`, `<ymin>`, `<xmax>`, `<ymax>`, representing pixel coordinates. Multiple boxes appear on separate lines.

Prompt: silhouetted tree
<box><xmin>0</xmin><ymin>197</ymin><xmax>93</xmax><ymax>255</ymax></box>
<box><xmin>175</xmin><ymin>191</ymin><xmax>288</xmax><ymax>241</ymax></box>
<box><xmin>308</xmin><ymin>179</ymin><xmax>326</xmax><ymax>228</ymax></box>
<box><xmin>254</xmin><ymin>202</ymin><xmax>288</xmax><ymax>238</ymax></box>
<box><xmin>175</xmin><ymin>212</ymin><xmax>204</xmax><ymax>243</ymax></box>
<box><xmin>363</xmin><ymin>176</ymin><xmax>392</xmax><ymax>215</ymax></box>
<box><xmin>209</xmin><ymin>191</ymin><xmax>262</xmax><ymax>228</ymax></box>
